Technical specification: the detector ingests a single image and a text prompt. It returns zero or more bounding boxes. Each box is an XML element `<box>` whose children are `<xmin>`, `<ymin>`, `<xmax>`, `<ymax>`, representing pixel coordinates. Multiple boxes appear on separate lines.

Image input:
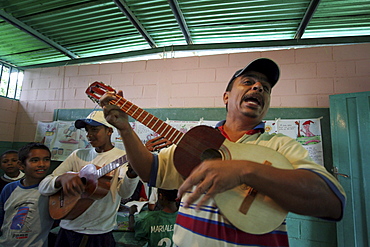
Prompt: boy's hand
<box><xmin>55</xmin><ymin>173</ymin><xmax>85</xmax><ymax>196</ymax></box>
<box><xmin>145</xmin><ymin>136</ymin><xmax>173</xmax><ymax>152</ymax></box>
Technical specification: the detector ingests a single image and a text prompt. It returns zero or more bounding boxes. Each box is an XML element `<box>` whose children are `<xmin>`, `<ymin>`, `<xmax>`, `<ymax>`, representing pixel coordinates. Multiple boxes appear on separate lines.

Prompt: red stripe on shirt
<box><xmin>176</xmin><ymin>213</ymin><xmax>289</xmax><ymax>247</ymax></box>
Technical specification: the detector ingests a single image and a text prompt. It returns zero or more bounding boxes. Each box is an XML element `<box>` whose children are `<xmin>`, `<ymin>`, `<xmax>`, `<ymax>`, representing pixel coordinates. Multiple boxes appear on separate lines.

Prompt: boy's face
<box><xmin>1</xmin><ymin>153</ymin><xmax>20</xmax><ymax>177</ymax></box>
<box><xmin>85</xmin><ymin>125</ymin><xmax>112</xmax><ymax>150</ymax></box>
<box><xmin>20</xmin><ymin>149</ymin><xmax>51</xmax><ymax>182</ymax></box>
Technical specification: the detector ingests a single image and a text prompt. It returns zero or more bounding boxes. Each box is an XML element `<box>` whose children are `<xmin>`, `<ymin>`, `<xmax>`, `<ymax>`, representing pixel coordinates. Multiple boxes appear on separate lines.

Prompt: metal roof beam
<box><xmin>294</xmin><ymin>0</ymin><xmax>322</xmax><ymax>39</ymax></box>
<box><xmin>113</xmin><ymin>0</ymin><xmax>157</xmax><ymax>48</ymax></box>
<box><xmin>0</xmin><ymin>10</ymin><xmax>78</xmax><ymax>59</ymax></box>
<box><xmin>168</xmin><ymin>0</ymin><xmax>193</xmax><ymax>45</ymax></box>
<box><xmin>19</xmin><ymin>35</ymin><xmax>370</xmax><ymax>70</ymax></box>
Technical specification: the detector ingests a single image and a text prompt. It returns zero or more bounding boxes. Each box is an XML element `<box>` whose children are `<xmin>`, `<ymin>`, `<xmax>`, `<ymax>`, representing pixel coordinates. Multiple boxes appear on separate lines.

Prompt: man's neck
<box><xmin>162</xmin><ymin>203</ymin><xmax>178</xmax><ymax>213</ymax></box>
<box><xmin>223</xmin><ymin>118</ymin><xmax>261</xmax><ymax>142</ymax></box>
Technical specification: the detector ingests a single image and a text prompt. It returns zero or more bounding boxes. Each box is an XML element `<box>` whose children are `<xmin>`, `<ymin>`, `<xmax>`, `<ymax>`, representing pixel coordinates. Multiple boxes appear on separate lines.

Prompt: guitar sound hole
<box><xmin>201</xmin><ymin>148</ymin><xmax>222</xmax><ymax>161</ymax></box>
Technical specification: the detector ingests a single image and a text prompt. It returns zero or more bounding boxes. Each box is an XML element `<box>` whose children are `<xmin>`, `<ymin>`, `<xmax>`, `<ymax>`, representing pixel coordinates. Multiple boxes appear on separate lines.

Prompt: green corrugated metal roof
<box><xmin>0</xmin><ymin>0</ymin><xmax>369</xmax><ymax>69</ymax></box>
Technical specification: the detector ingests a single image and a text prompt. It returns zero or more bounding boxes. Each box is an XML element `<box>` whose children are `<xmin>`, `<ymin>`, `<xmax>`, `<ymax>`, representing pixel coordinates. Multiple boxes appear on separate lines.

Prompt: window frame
<box><xmin>0</xmin><ymin>62</ymin><xmax>23</xmax><ymax>100</ymax></box>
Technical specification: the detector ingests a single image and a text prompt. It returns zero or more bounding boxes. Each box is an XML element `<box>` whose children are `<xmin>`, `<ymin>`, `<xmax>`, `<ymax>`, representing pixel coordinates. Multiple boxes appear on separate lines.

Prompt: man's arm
<box><xmin>178</xmin><ymin>135</ymin><xmax>344</xmax><ymax>220</ymax></box>
<box><xmin>178</xmin><ymin>159</ymin><xmax>343</xmax><ymax>220</ymax></box>
<box><xmin>100</xmin><ymin>91</ymin><xmax>154</xmax><ymax>182</ymax></box>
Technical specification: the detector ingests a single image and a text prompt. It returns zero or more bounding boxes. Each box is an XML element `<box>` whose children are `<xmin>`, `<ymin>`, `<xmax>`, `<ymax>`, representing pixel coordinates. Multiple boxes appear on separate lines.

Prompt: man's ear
<box><xmin>223</xmin><ymin>92</ymin><xmax>229</xmax><ymax>105</ymax></box>
<box><xmin>107</xmin><ymin>127</ymin><xmax>113</xmax><ymax>135</ymax></box>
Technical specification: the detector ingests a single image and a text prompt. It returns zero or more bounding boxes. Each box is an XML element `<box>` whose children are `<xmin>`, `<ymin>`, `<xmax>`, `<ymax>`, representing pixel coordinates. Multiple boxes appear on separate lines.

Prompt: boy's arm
<box><xmin>0</xmin><ymin>194</ymin><xmax>5</xmax><ymax>229</ymax></box>
<box><xmin>128</xmin><ymin>205</ymin><xmax>137</xmax><ymax>231</ymax></box>
<box><xmin>117</xmin><ymin>166</ymin><xmax>140</xmax><ymax>199</ymax></box>
<box><xmin>39</xmin><ymin>161</ymin><xmax>71</xmax><ymax>196</ymax></box>
<box><xmin>38</xmin><ymin>175</ymin><xmax>59</xmax><ymax>196</ymax></box>
<box><xmin>39</xmin><ymin>172</ymin><xmax>85</xmax><ymax>197</ymax></box>
<box><xmin>0</xmin><ymin>183</ymin><xmax>18</xmax><ymax>229</ymax></box>
<box><xmin>39</xmin><ymin>151</ymin><xmax>83</xmax><ymax>196</ymax></box>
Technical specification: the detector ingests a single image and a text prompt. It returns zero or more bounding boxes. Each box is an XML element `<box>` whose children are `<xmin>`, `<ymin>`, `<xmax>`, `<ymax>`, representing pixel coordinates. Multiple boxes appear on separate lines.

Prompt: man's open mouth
<box><xmin>242</xmin><ymin>94</ymin><xmax>262</xmax><ymax>107</ymax></box>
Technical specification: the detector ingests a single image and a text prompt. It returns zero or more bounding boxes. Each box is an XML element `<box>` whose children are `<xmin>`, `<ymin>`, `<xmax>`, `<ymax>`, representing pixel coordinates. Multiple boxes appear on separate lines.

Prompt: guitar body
<box><xmin>49</xmin><ymin>193</ymin><xmax>94</xmax><ymax>220</ymax></box>
<box><xmin>174</xmin><ymin>125</ymin><xmax>293</xmax><ymax>234</ymax></box>
<box><xmin>49</xmin><ymin>164</ymin><xmax>112</xmax><ymax>220</ymax></box>
<box><xmin>174</xmin><ymin>125</ymin><xmax>225</xmax><ymax>177</ymax></box>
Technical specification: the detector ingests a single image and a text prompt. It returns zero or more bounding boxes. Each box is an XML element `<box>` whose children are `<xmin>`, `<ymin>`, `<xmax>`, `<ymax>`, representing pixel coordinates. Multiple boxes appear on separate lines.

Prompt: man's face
<box><xmin>223</xmin><ymin>71</ymin><xmax>272</xmax><ymax>122</ymax></box>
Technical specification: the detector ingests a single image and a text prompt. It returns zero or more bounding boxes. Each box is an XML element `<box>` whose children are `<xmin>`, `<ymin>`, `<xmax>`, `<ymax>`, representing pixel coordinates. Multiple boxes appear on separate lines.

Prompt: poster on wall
<box><xmin>34</xmin><ymin>118</ymin><xmax>323</xmax><ymax>165</ymax></box>
<box><xmin>35</xmin><ymin>121</ymin><xmax>127</xmax><ymax>161</ymax></box>
<box><xmin>263</xmin><ymin>120</ymin><xmax>278</xmax><ymax>134</ymax></box>
<box><xmin>35</xmin><ymin>121</ymin><xmax>87</xmax><ymax>161</ymax></box>
<box><xmin>276</xmin><ymin>118</ymin><xmax>323</xmax><ymax>166</ymax></box>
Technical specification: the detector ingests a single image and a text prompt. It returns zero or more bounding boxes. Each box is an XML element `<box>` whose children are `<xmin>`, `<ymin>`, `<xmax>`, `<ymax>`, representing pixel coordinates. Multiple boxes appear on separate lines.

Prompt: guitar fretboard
<box><xmin>96</xmin><ymin>155</ymin><xmax>128</xmax><ymax>178</ymax></box>
<box><xmin>113</xmin><ymin>96</ymin><xmax>185</xmax><ymax>144</ymax></box>
<box><xmin>86</xmin><ymin>81</ymin><xmax>185</xmax><ymax>145</ymax></box>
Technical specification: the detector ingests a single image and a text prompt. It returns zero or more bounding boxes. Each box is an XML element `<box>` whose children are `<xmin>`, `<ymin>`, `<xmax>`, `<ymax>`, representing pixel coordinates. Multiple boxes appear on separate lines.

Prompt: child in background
<box><xmin>0</xmin><ymin>150</ymin><xmax>24</xmax><ymax>193</ymax></box>
<box><xmin>0</xmin><ymin>142</ymin><xmax>54</xmax><ymax>247</ymax></box>
<box><xmin>129</xmin><ymin>189</ymin><xmax>179</xmax><ymax>247</ymax></box>
<box><xmin>148</xmin><ymin>187</ymin><xmax>160</xmax><ymax>211</ymax></box>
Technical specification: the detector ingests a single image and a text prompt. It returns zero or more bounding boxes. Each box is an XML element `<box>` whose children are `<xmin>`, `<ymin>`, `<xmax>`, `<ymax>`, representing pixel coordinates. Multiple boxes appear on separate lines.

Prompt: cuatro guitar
<box><xmin>49</xmin><ymin>155</ymin><xmax>128</xmax><ymax>220</ymax></box>
<box><xmin>86</xmin><ymin>81</ymin><xmax>293</xmax><ymax>234</ymax></box>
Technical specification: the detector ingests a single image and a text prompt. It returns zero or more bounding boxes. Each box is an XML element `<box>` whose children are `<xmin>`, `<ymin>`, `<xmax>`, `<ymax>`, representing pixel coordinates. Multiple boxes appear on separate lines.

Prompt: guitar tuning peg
<box><xmin>87</xmin><ymin>95</ymin><xmax>98</xmax><ymax>103</ymax></box>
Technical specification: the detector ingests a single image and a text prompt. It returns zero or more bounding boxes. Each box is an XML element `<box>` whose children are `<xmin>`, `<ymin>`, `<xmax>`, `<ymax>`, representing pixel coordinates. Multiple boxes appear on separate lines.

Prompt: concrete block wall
<box><xmin>0</xmin><ymin>96</ymin><xmax>19</xmax><ymax>142</ymax></box>
<box><xmin>0</xmin><ymin>96</ymin><xmax>19</xmax><ymax>153</ymax></box>
<box><xmin>11</xmin><ymin>43</ymin><xmax>370</xmax><ymax>143</ymax></box>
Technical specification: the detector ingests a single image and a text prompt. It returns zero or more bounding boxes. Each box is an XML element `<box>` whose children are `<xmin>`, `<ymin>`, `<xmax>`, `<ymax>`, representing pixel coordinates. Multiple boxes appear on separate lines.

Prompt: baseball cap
<box><xmin>226</xmin><ymin>58</ymin><xmax>280</xmax><ymax>91</ymax></box>
<box><xmin>75</xmin><ymin>111</ymin><xmax>114</xmax><ymax>129</ymax></box>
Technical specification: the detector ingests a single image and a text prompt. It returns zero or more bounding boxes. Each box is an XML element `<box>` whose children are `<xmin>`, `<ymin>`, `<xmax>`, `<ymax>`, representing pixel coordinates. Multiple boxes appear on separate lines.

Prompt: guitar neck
<box><xmin>111</xmin><ymin>96</ymin><xmax>184</xmax><ymax>144</ymax></box>
<box><xmin>97</xmin><ymin>155</ymin><xmax>128</xmax><ymax>178</ymax></box>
